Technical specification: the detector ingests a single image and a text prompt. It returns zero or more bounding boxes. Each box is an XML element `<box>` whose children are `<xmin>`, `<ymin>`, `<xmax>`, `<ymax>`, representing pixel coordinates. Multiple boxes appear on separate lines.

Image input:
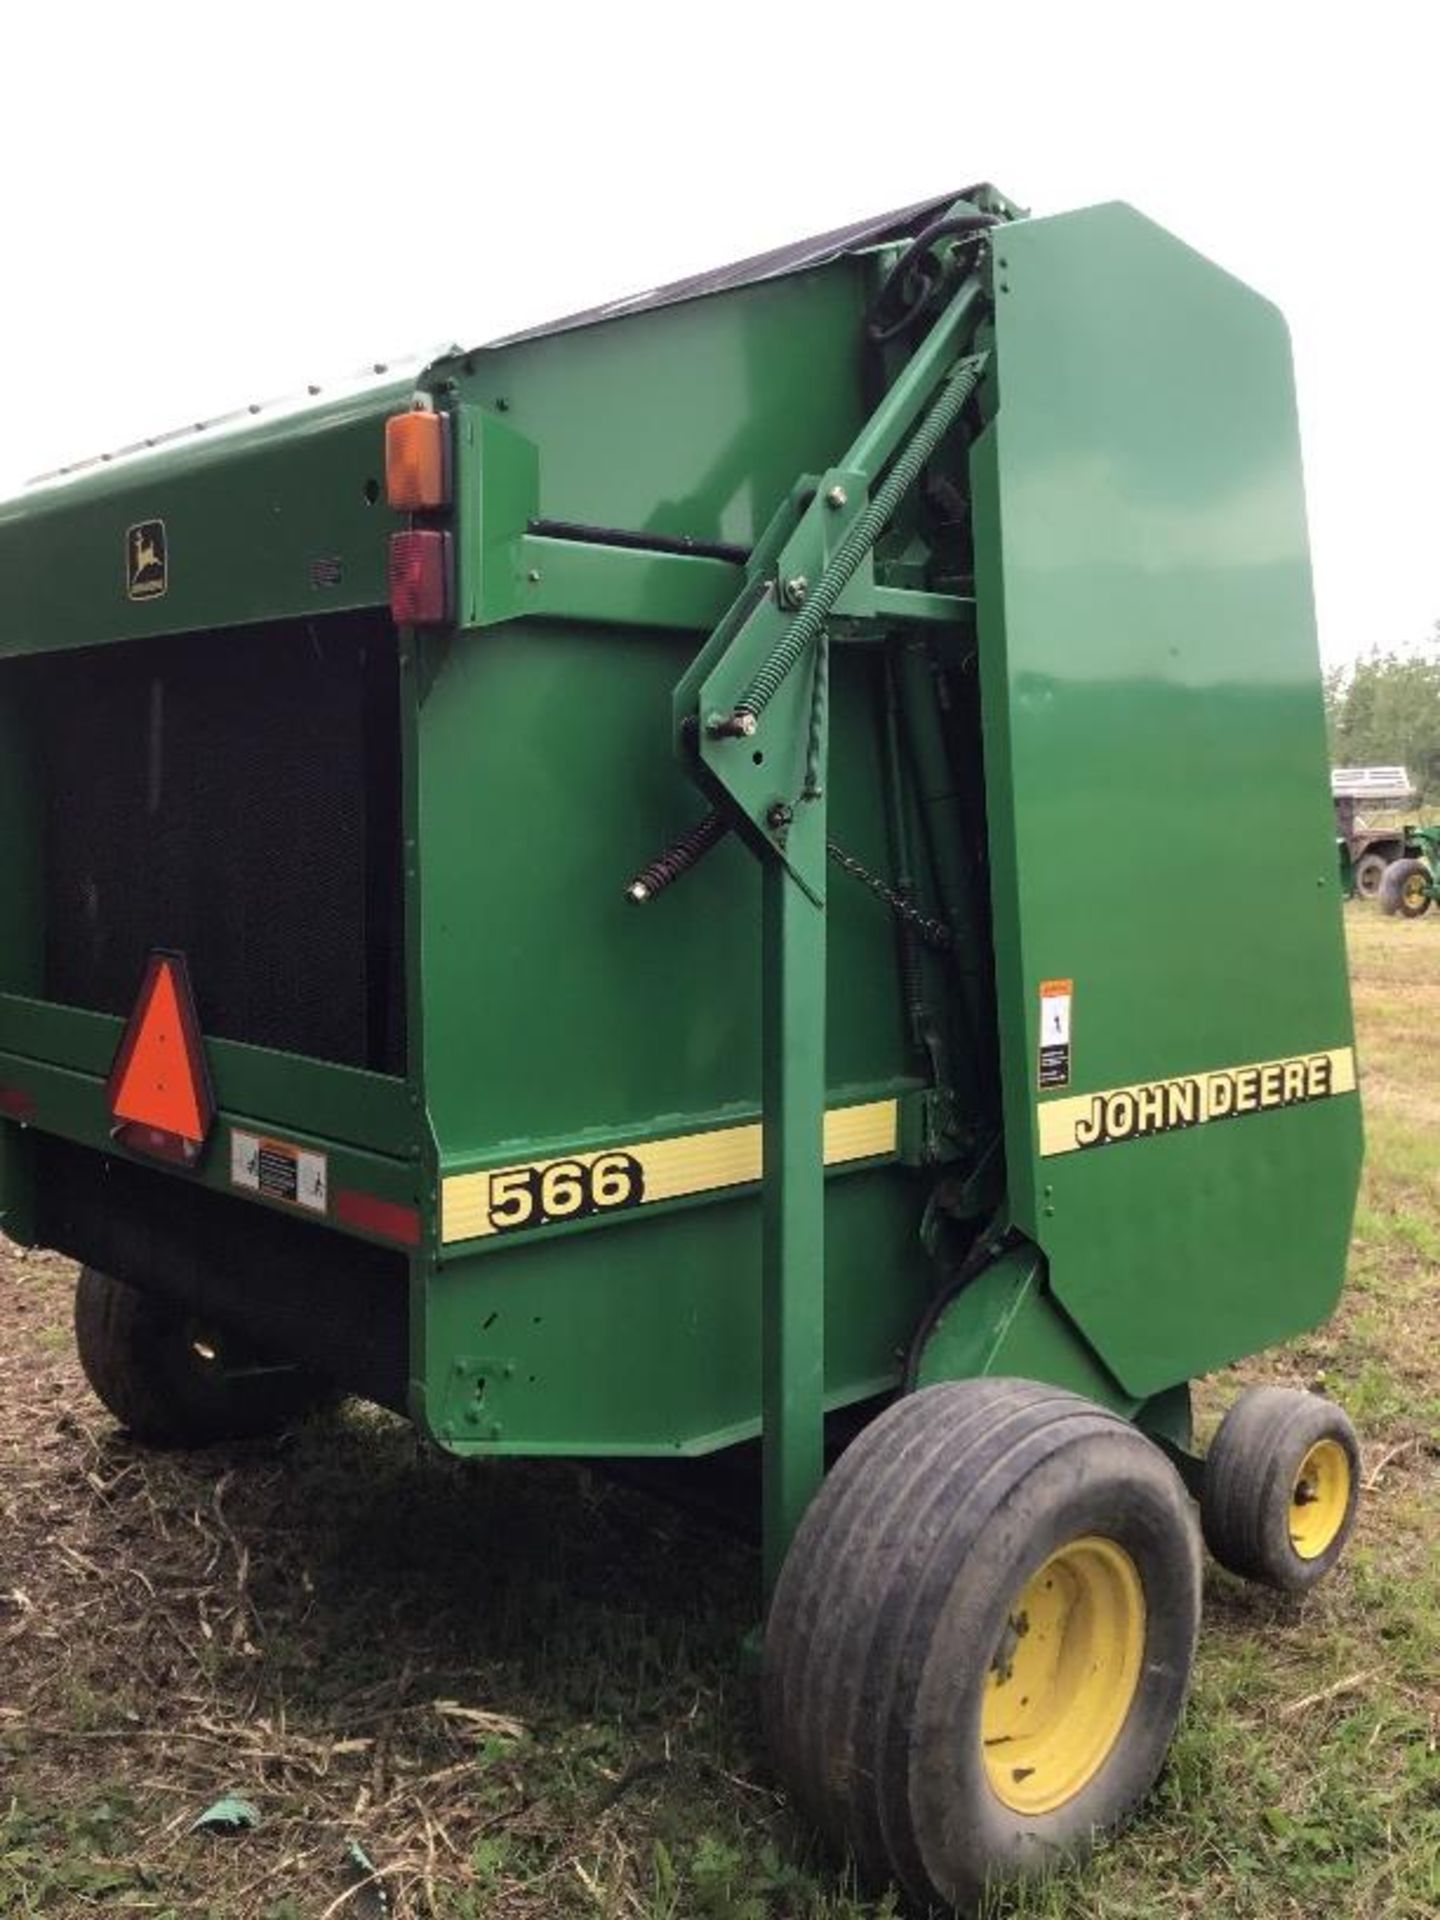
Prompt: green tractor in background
<box><xmin>1380</xmin><ymin>825</ymin><xmax>1440</xmax><ymax>917</ymax></box>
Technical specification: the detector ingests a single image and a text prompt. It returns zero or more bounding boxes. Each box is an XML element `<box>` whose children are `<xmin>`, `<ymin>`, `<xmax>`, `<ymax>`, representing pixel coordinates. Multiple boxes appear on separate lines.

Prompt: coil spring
<box><xmin>626</xmin><ymin>809</ymin><xmax>952</xmax><ymax>955</ymax></box>
<box><xmin>624</xmin><ymin>810</ymin><xmax>728</xmax><ymax>903</ymax></box>
<box><xmin>732</xmin><ymin>351</ymin><xmax>988</xmax><ymax>727</ymax></box>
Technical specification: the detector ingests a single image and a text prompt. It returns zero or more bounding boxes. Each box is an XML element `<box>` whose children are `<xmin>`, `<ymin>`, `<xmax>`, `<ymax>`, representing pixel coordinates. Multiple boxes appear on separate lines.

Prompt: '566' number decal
<box><xmin>487</xmin><ymin>1151</ymin><xmax>645</xmax><ymax>1235</ymax></box>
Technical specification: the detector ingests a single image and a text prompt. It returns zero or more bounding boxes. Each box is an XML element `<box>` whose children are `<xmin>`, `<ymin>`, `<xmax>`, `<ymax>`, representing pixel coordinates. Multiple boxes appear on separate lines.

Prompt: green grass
<box><xmin>1</xmin><ymin>903</ymin><xmax>1437</xmax><ymax>1917</ymax></box>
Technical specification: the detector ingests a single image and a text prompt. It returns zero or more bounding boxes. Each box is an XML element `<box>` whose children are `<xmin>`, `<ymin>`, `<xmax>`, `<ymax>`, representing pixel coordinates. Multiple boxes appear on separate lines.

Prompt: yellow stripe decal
<box><xmin>442</xmin><ymin>1098</ymin><xmax>899</xmax><ymax>1246</ymax></box>
<box><xmin>1037</xmin><ymin>1045</ymin><xmax>1356</xmax><ymax>1160</ymax></box>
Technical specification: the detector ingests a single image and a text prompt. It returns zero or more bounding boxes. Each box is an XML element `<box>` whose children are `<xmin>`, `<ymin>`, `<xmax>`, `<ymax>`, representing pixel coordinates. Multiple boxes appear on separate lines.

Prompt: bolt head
<box><xmin>783</xmin><ymin>575</ymin><xmax>809</xmax><ymax>609</ymax></box>
<box><xmin>708</xmin><ymin>709</ymin><xmax>757</xmax><ymax>739</ymax></box>
<box><xmin>825</xmin><ymin>485</ymin><xmax>848</xmax><ymax>510</ymax></box>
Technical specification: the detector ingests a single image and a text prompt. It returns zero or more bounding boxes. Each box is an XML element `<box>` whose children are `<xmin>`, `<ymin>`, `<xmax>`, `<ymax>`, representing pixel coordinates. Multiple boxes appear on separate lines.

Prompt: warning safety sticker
<box><xmin>1038</xmin><ymin>979</ymin><xmax>1073</xmax><ymax>1090</ymax></box>
<box><xmin>230</xmin><ymin>1130</ymin><xmax>328</xmax><ymax>1216</ymax></box>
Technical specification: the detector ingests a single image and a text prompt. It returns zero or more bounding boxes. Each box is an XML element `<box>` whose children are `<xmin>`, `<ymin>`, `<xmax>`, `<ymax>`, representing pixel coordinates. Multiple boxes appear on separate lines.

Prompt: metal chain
<box><xmin>826</xmin><ymin>840</ymin><xmax>954</xmax><ymax>951</ymax></box>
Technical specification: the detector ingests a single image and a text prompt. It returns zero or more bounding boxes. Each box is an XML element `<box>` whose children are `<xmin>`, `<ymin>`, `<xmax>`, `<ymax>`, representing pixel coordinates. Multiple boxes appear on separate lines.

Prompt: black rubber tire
<box><xmin>74</xmin><ymin>1267</ymin><xmax>332</xmax><ymax>1447</ymax></box>
<box><xmin>1352</xmin><ymin>851</ymin><xmax>1388</xmax><ymax>899</ymax></box>
<box><xmin>762</xmin><ymin>1380</ymin><xmax>1201</xmax><ymax>1914</ymax></box>
<box><xmin>1201</xmin><ymin>1386</ymin><xmax>1360</xmax><ymax>1592</ymax></box>
<box><xmin>1378</xmin><ymin>857</ymin><xmax>1432</xmax><ymax>918</ymax></box>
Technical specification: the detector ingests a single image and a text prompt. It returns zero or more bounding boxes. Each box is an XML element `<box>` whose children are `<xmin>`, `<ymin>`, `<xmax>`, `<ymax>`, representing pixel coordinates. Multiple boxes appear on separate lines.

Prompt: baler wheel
<box><xmin>1201</xmin><ymin>1386</ymin><xmax>1360</xmax><ymax>1591</ymax></box>
<box><xmin>1378</xmin><ymin>857</ymin><xmax>1433</xmax><ymax>918</ymax></box>
<box><xmin>762</xmin><ymin>1380</ymin><xmax>1200</xmax><ymax>1912</ymax></box>
<box><xmin>74</xmin><ymin>1266</ymin><xmax>333</xmax><ymax>1448</ymax></box>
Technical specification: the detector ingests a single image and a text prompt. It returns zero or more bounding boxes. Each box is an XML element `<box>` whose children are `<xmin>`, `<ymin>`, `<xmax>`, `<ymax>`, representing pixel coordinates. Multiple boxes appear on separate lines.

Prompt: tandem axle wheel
<box><xmin>761</xmin><ymin>1377</ymin><xmax>1360</xmax><ymax>1912</ymax></box>
<box><xmin>74</xmin><ymin>1267</ymin><xmax>333</xmax><ymax>1448</ymax></box>
<box><xmin>762</xmin><ymin>1380</ymin><xmax>1201</xmax><ymax>1913</ymax></box>
<box><xmin>1201</xmin><ymin>1385</ymin><xmax>1361</xmax><ymax>1591</ymax></box>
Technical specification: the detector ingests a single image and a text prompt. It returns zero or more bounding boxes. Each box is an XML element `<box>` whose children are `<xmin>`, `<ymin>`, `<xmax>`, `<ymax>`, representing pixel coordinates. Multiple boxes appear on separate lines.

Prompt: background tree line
<box><xmin>1324</xmin><ymin>632</ymin><xmax>1440</xmax><ymax>801</ymax></box>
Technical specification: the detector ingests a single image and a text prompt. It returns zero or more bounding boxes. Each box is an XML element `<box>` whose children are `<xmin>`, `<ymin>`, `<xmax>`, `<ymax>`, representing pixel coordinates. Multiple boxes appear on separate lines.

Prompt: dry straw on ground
<box><xmin>1</xmin><ymin>908</ymin><xmax>1437</xmax><ymax>1917</ymax></box>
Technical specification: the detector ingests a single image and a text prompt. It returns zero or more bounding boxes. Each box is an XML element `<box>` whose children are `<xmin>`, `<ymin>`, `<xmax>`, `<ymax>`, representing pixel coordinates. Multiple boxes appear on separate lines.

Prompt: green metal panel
<box><xmin>0</xmin><ymin>383</ymin><xmax>409</xmax><ymax>657</ymax></box>
<box><xmin>972</xmin><ymin>203</ymin><xmax>1361</xmax><ymax>1398</ymax></box>
<box><xmin>416</xmin><ymin>1170</ymin><xmax>931</xmax><ymax>1454</ymax></box>
<box><xmin>416</xmin><ymin>620</ymin><xmax>911</xmax><ymax>1157</ymax></box>
<box><xmin>432</xmin><ymin>263</ymin><xmax>869</xmax><ymax>553</ymax></box>
<box><xmin>0</xmin><ymin>1047</ymin><xmax>420</xmax><ymax>1248</ymax></box>
<box><xmin>412</xmin><ymin>606</ymin><xmax>931</xmax><ymax>1455</ymax></box>
<box><xmin>912</xmin><ymin>1247</ymin><xmax>1133</xmax><ymax>1411</ymax></box>
<box><xmin>0</xmin><ymin>995</ymin><xmax>416</xmax><ymax>1156</ymax></box>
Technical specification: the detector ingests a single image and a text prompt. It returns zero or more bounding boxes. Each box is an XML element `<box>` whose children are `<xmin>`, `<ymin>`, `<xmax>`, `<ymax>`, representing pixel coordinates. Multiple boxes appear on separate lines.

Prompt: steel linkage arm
<box><xmin>651</xmin><ymin>270</ymin><xmax>991</xmax><ymax>1592</ymax></box>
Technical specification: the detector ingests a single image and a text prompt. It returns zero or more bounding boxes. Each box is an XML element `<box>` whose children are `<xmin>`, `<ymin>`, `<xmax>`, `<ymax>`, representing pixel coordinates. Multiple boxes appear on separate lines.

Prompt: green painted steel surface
<box><xmin>432</xmin><ymin>264</ymin><xmax>869</xmax><ymax>553</ymax></box>
<box><xmin>757</xmin><ymin>822</ymin><xmax>829</xmax><ymax>1587</ymax></box>
<box><xmin>412</xmin><ymin>592</ymin><xmax>936</xmax><ymax>1455</ymax></box>
<box><xmin>912</xmin><ymin>1246</ymin><xmax>1133</xmax><ymax>1410</ymax></box>
<box><xmin>416</xmin><ymin>622</ymin><xmax>913</xmax><ymax>1158</ymax></box>
<box><xmin>0</xmin><ymin>193</ymin><xmax>1361</xmax><ymax>1520</ymax></box>
<box><xmin>0</xmin><ymin>995</ymin><xmax>415</xmax><ymax>1157</ymax></box>
<box><xmin>972</xmin><ymin>203</ymin><xmax>1361</xmax><ymax>1397</ymax></box>
<box><xmin>417</xmin><ymin>1172</ymin><xmax>931</xmax><ymax>1455</ymax></box>
<box><xmin>0</xmin><ymin>1044</ymin><xmax>419</xmax><ymax>1233</ymax></box>
<box><xmin>0</xmin><ymin>382</ymin><xmax>410</xmax><ymax>656</ymax></box>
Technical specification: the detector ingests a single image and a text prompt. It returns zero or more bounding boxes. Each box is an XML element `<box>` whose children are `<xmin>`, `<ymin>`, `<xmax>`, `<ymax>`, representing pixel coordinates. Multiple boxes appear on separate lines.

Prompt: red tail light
<box><xmin>388</xmin><ymin>529</ymin><xmax>452</xmax><ymax>625</ymax></box>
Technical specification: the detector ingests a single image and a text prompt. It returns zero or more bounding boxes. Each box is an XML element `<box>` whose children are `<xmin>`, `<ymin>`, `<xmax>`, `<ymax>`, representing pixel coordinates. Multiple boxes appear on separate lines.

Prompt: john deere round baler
<box><xmin>0</xmin><ymin>187</ymin><xmax>1362</xmax><ymax>1909</ymax></box>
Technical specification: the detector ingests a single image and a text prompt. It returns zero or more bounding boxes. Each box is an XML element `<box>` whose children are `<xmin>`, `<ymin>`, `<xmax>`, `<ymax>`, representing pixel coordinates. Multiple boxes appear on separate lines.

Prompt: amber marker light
<box><xmin>385</xmin><ymin>408</ymin><xmax>450</xmax><ymax>511</ymax></box>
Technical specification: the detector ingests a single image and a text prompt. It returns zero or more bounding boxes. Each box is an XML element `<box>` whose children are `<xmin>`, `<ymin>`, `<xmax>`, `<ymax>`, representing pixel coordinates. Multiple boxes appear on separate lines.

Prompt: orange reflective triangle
<box><xmin>108</xmin><ymin>953</ymin><xmax>214</xmax><ymax>1147</ymax></box>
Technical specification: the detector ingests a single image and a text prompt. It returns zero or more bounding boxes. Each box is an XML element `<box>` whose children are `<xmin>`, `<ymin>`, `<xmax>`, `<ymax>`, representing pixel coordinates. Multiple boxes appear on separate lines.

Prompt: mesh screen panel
<box><xmin>25</xmin><ymin>613</ymin><xmax>405</xmax><ymax>1073</ymax></box>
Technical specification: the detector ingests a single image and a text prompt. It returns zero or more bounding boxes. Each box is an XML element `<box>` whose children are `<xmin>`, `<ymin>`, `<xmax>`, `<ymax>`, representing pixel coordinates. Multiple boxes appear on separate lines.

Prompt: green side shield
<box><xmin>973</xmin><ymin>202</ymin><xmax>1362</xmax><ymax>1397</ymax></box>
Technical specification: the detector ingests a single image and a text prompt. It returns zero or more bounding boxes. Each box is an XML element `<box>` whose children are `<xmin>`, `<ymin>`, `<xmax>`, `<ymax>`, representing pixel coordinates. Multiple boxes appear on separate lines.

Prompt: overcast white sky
<box><xmin>1</xmin><ymin>4</ymin><xmax>1432</xmax><ymax>667</ymax></box>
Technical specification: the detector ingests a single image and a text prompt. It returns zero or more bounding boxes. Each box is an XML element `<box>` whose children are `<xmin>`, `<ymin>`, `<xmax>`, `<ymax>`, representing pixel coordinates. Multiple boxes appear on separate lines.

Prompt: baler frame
<box><xmin>0</xmin><ymin>184</ymin><xmax>1366</xmax><ymax>1911</ymax></box>
<box><xmin>653</xmin><ymin>265</ymin><xmax>993</xmax><ymax>1582</ymax></box>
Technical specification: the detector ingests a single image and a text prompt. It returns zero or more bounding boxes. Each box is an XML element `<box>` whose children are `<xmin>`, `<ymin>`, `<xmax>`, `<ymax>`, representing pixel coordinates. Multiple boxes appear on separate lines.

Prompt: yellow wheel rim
<box><xmin>1290</xmin><ymin>1438</ymin><xmax>1352</xmax><ymax>1559</ymax></box>
<box><xmin>1403</xmin><ymin>873</ymin><xmax>1429</xmax><ymax>910</ymax></box>
<box><xmin>981</xmin><ymin>1536</ymin><xmax>1146</xmax><ymax>1816</ymax></box>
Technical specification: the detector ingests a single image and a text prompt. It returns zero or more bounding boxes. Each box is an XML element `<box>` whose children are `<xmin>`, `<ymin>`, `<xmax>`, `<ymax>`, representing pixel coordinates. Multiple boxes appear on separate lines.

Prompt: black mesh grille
<box><xmin>23</xmin><ymin>612</ymin><xmax>405</xmax><ymax>1074</ymax></box>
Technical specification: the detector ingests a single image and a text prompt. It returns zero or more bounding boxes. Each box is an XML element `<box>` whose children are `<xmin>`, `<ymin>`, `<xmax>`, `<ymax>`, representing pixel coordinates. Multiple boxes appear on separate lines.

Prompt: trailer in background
<box><xmin>1332</xmin><ymin>765</ymin><xmax>1416</xmax><ymax>896</ymax></box>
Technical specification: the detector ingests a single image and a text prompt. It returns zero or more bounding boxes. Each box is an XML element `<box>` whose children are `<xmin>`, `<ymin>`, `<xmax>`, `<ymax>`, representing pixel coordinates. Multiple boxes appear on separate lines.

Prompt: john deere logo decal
<box><xmin>126</xmin><ymin>520</ymin><xmax>167</xmax><ymax>602</ymax></box>
<box><xmin>1036</xmin><ymin>1046</ymin><xmax>1356</xmax><ymax>1158</ymax></box>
